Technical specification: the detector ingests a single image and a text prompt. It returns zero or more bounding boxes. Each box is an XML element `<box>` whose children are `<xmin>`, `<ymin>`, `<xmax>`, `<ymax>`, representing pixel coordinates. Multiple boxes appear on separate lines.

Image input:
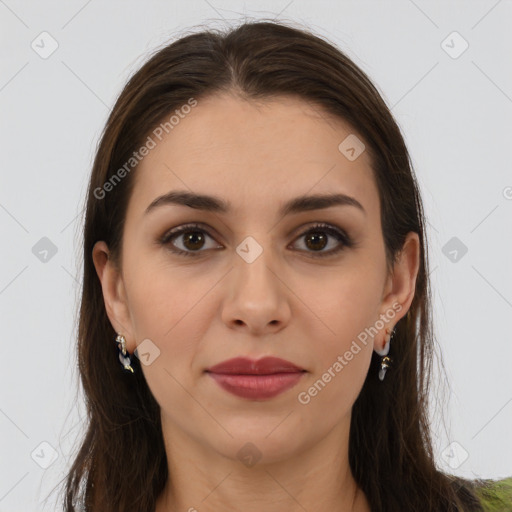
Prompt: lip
<box><xmin>205</xmin><ymin>357</ymin><xmax>306</xmax><ymax>400</ymax></box>
<box><xmin>206</xmin><ymin>356</ymin><xmax>304</xmax><ymax>375</ymax></box>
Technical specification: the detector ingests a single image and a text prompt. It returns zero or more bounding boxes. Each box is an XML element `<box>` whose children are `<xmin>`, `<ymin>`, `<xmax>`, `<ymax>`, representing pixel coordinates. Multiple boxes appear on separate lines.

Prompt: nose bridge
<box><xmin>220</xmin><ymin>231</ymin><xmax>291</xmax><ymax>333</ymax></box>
<box><xmin>233</xmin><ymin>232</ymin><xmax>281</xmax><ymax>295</ymax></box>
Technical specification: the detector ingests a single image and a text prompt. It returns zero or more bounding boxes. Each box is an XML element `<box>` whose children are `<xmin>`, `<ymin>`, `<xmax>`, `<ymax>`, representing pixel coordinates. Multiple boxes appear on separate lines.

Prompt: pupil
<box><xmin>181</xmin><ymin>231</ymin><xmax>328</xmax><ymax>252</ymax></box>
<box><xmin>306</xmin><ymin>232</ymin><xmax>327</xmax><ymax>251</ymax></box>
<box><xmin>184</xmin><ymin>231</ymin><xmax>204</xmax><ymax>250</ymax></box>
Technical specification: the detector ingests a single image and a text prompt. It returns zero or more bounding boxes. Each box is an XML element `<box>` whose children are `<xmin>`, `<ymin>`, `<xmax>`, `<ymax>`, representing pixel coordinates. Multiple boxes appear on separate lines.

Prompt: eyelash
<box><xmin>160</xmin><ymin>222</ymin><xmax>354</xmax><ymax>258</ymax></box>
<box><xmin>159</xmin><ymin>222</ymin><xmax>353</xmax><ymax>259</ymax></box>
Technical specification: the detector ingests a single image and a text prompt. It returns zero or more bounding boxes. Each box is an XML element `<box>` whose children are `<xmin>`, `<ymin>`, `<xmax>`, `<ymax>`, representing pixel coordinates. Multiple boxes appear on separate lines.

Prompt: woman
<box><xmin>60</xmin><ymin>19</ymin><xmax>511</xmax><ymax>511</ymax></box>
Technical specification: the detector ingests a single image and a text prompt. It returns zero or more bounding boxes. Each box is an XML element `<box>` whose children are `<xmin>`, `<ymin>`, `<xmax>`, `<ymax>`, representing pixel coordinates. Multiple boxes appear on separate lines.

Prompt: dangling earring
<box><xmin>116</xmin><ymin>334</ymin><xmax>134</xmax><ymax>374</ymax></box>
<box><xmin>375</xmin><ymin>326</ymin><xmax>394</xmax><ymax>381</ymax></box>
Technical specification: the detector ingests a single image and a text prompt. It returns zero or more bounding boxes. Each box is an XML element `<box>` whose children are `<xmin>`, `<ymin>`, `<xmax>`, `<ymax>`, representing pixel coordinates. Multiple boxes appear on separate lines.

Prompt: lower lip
<box><xmin>207</xmin><ymin>372</ymin><xmax>305</xmax><ymax>400</ymax></box>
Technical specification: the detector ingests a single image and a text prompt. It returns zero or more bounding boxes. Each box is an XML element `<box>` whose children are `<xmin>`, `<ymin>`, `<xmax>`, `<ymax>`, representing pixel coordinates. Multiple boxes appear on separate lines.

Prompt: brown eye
<box><xmin>304</xmin><ymin>231</ymin><xmax>328</xmax><ymax>251</ymax></box>
<box><xmin>160</xmin><ymin>222</ymin><xmax>353</xmax><ymax>258</ymax></box>
<box><xmin>160</xmin><ymin>223</ymin><xmax>221</xmax><ymax>257</ymax></box>
<box><xmin>181</xmin><ymin>230</ymin><xmax>206</xmax><ymax>251</ymax></box>
<box><xmin>291</xmin><ymin>223</ymin><xmax>352</xmax><ymax>258</ymax></box>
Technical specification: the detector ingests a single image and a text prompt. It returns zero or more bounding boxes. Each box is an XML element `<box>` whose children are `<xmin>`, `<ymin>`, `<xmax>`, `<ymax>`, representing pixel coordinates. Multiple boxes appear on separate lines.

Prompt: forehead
<box><xmin>128</xmin><ymin>93</ymin><xmax>379</xmax><ymax>221</ymax></box>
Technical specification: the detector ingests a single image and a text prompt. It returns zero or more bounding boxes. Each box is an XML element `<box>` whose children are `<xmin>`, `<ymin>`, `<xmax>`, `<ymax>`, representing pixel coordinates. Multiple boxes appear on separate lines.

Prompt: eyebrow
<box><xmin>144</xmin><ymin>190</ymin><xmax>366</xmax><ymax>217</ymax></box>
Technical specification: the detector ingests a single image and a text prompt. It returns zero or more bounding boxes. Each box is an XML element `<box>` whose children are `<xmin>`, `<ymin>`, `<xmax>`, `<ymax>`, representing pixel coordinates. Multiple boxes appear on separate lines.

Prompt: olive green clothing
<box><xmin>472</xmin><ymin>477</ymin><xmax>512</xmax><ymax>511</ymax></box>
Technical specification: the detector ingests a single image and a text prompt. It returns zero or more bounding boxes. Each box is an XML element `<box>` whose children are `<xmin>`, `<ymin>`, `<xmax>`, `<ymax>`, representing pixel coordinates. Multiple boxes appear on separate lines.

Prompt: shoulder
<box><xmin>456</xmin><ymin>476</ymin><xmax>512</xmax><ymax>511</ymax></box>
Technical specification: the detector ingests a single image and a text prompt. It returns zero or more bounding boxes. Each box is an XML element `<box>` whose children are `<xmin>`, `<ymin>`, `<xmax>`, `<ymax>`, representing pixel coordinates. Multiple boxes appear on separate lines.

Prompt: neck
<box><xmin>154</xmin><ymin>415</ymin><xmax>370</xmax><ymax>512</ymax></box>
<box><xmin>156</xmin><ymin>473</ymin><xmax>369</xmax><ymax>512</ymax></box>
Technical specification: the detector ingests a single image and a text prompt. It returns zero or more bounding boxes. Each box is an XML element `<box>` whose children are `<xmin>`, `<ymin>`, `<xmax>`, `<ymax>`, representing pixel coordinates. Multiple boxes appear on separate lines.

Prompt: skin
<box><xmin>93</xmin><ymin>93</ymin><xmax>420</xmax><ymax>512</ymax></box>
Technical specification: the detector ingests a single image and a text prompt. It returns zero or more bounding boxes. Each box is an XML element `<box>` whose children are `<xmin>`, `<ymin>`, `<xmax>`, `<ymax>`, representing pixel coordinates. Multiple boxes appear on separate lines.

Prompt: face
<box><xmin>94</xmin><ymin>93</ymin><xmax>416</xmax><ymax>466</ymax></box>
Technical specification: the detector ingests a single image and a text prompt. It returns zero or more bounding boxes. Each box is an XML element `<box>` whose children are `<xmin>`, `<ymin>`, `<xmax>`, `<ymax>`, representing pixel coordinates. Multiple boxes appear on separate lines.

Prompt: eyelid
<box><xmin>159</xmin><ymin>222</ymin><xmax>222</xmax><ymax>256</ymax></box>
<box><xmin>159</xmin><ymin>221</ymin><xmax>353</xmax><ymax>257</ymax></box>
<box><xmin>160</xmin><ymin>222</ymin><xmax>222</xmax><ymax>245</ymax></box>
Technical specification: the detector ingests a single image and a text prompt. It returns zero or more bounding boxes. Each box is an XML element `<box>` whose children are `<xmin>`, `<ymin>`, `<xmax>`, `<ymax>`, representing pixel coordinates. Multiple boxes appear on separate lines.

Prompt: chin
<box><xmin>202</xmin><ymin>424</ymin><xmax>309</xmax><ymax>467</ymax></box>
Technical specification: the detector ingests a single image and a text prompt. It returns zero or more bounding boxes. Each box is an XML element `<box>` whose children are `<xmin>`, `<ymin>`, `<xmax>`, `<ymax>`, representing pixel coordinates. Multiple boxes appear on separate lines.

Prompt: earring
<box><xmin>115</xmin><ymin>334</ymin><xmax>134</xmax><ymax>374</ymax></box>
<box><xmin>375</xmin><ymin>326</ymin><xmax>394</xmax><ymax>381</ymax></box>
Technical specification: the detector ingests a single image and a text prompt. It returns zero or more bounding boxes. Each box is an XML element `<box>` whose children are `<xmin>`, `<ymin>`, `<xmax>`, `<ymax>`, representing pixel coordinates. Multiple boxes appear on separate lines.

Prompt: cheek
<box><xmin>307</xmin><ymin>265</ymin><xmax>382</xmax><ymax>347</ymax></box>
<box><xmin>123</xmin><ymin>259</ymin><xmax>220</xmax><ymax>382</ymax></box>
<box><xmin>124</xmin><ymin>267</ymin><xmax>212</xmax><ymax>419</ymax></box>
<box><xmin>296</xmin><ymin>347</ymin><xmax>371</xmax><ymax>434</ymax></box>
<box><xmin>297</xmin><ymin>265</ymin><xmax>381</xmax><ymax>409</ymax></box>
<box><xmin>296</xmin><ymin>273</ymin><xmax>376</xmax><ymax>414</ymax></box>
<box><xmin>123</xmin><ymin>252</ymin><xmax>205</xmax><ymax>335</ymax></box>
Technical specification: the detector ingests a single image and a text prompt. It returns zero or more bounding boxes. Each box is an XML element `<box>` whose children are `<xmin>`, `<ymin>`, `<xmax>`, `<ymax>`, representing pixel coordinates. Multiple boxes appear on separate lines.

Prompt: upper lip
<box><xmin>206</xmin><ymin>357</ymin><xmax>305</xmax><ymax>375</ymax></box>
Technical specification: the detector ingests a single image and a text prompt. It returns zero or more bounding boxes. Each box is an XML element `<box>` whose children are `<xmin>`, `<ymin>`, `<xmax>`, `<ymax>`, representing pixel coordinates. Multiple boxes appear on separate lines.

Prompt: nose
<box><xmin>221</xmin><ymin>249</ymin><xmax>291</xmax><ymax>336</ymax></box>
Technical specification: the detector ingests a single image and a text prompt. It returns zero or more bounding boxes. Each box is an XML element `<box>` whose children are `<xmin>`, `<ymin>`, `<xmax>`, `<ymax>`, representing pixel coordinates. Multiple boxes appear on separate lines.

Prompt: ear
<box><xmin>92</xmin><ymin>241</ymin><xmax>136</xmax><ymax>352</ymax></box>
<box><xmin>374</xmin><ymin>231</ymin><xmax>421</xmax><ymax>354</ymax></box>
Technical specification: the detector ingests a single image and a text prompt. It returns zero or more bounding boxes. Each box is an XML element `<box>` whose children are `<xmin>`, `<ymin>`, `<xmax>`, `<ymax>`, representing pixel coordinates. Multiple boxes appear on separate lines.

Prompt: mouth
<box><xmin>205</xmin><ymin>356</ymin><xmax>306</xmax><ymax>400</ymax></box>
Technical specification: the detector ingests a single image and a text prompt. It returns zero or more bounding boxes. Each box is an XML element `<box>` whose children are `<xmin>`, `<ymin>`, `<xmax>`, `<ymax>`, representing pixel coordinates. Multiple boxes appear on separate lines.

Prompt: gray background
<box><xmin>1</xmin><ymin>1</ymin><xmax>511</xmax><ymax>510</ymax></box>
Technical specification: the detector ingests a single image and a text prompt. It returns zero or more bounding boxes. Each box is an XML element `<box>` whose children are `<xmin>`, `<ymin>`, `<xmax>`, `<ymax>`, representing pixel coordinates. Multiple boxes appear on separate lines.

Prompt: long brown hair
<box><xmin>59</xmin><ymin>19</ymin><xmax>484</xmax><ymax>511</ymax></box>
